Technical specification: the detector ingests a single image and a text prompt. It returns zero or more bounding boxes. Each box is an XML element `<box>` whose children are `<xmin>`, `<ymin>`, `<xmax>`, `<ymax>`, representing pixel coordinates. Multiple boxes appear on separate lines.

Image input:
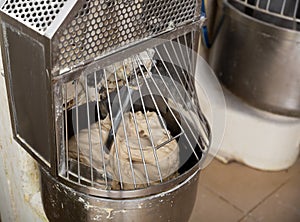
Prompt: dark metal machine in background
<box><xmin>209</xmin><ymin>0</ymin><xmax>300</xmax><ymax>117</ymax></box>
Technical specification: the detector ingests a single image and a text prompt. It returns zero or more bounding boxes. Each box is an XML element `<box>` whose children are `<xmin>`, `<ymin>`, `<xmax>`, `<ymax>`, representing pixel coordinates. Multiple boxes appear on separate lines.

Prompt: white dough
<box><xmin>68</xmin><ymin>111</ymin><xmax>180</xmax><ymax>190</ymax></box>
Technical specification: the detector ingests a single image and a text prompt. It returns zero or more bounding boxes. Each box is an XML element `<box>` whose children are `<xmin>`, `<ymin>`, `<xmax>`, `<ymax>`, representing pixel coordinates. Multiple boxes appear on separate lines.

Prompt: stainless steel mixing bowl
<box><xmin>40</xmin><ymin>166</ymin><xmax>200</xmax><ymax>222</ymax></box>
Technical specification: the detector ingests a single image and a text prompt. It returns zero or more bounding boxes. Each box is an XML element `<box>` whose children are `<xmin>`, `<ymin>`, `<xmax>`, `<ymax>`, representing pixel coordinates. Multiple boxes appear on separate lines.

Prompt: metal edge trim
<box><xmin>0</xmin><ymin>0</ymin><xmax>6</xmax><ymax>9</ymax></box>
<box><xmin>44</xmin><ymin>0</ymin><xmax>79</xmax><ymax>38</ymax></box>
<box><xmin>0</xmin><ymin>21</ymin><xmax>18</xmax><ymax>139</ymax></box>
<box><xmin>55</xmin><ymin>162</ymin><xmax>202</xmax><ymax>199</ymax></box>
<box><xmin>224</xmin><ymin>0</ymin><xmax>300</xmax><ymax>41</ymax></box>
<box><xmin>16</xmin><ymin>135</ymin><xmax>51</xmax><ymax>169</ymax></box>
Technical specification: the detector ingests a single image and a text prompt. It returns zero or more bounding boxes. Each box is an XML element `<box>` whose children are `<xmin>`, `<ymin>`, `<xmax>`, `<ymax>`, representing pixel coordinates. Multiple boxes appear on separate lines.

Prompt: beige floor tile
<box><xmin>285</xmin><ymin>157</ymin><xmax>300</xmax><ymax>176</ymax></box>
<box><xmin>189</xmin><ymin>184</ymin><xmax>243</xmax><ymax>222</ymax></box>
<box><xmin>239</xmin><ymin>214</ymin><xmax>259</xmax><ymax>222</ymax></box>
<box><xmin>200</xmin><ymin>159</ymin><xmax>295</xmax><ymax>213</ymax></box>
<box><xmin>249</xmin><ymin>172</ymin><xmax>300</xmax><ymax>222</ymax></box>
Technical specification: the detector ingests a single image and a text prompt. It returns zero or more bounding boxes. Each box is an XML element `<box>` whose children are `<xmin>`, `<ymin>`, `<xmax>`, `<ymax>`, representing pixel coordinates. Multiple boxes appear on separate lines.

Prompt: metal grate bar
<box><xmin>294</xmin><ymin>0</ymin><xmax>300</xmax><ymax>19</ymax></box>
<box><xmin>266</xmin><ymin>0</ymin><xmax>271</xmax><ymax>11</ymax></box>
<box><xmin>103</xmin><ymin>68</ymin><xmax>124</xmax><ymax>190</ymax></box>
<box><xmin>183</xmin><ymin>34</ymin><xmax>193</xmax><ymax>74</ymax></box>
<box><xmin>75</xmin><ymin>79</ymin><xmax>81</xmax><ymax>184</ymax></box>
<box><xmin>154</xmin><ymin>132</ymin><xmax>184</xmax><ymax>150</ymax></box>
<box><xmin>94</xmin><ymin>72</ymin><xmax>109</xmax><ymax>187</ymax></box>
<box><xmin>84</xmin><ymin>75</ymin><xmax>94</xmax><ymax>186</ymax></box>
<box><xmin>113</xmin><ymin>63</ymin><xmax>137</xmax><ymax>188</ymax></box>
<box><xmin>281</xmin><ymin>0</ymin><xmax>287</xmax><ymax>15</ymax></box>
<box><xmin>64</xmin><ymin>84</ymin><xmax>70</xmax><ymax>179</ymax></box>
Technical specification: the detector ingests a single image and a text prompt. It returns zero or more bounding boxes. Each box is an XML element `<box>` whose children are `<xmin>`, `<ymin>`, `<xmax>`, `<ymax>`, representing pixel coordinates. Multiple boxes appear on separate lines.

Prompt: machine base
<box><xmin>217</xmin><ymin>90</ymin><xmax>300</xmax><ymax>171</ymax></box>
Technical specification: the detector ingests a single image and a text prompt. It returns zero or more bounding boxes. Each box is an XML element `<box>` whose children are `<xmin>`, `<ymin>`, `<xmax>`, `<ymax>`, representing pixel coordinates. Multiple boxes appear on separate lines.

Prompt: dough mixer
<box><xmin>0</xmin><ymin>0</ymin><xmax>211</xmax><ymax>221</ymax></box>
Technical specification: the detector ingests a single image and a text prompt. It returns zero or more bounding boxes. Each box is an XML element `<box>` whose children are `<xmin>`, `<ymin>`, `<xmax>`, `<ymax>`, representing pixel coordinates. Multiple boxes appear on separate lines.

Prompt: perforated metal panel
<box><xmin>54</xmin><ymin>0</ymin><xmax>197</xmax><ymax>71</ymax></box>
<box><xmin>1</xmin><ymin>0</ymin><xmax>68</xmax><ymax>32</ymax></box>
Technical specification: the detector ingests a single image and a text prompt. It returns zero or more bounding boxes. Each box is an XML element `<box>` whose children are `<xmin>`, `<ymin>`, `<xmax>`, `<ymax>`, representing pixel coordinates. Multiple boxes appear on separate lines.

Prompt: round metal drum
<box><xmin>209</xmin><ymin>0</ymin><xmax>300</xmax><ymax>117</ymax></box>
<box><xmin>40</xmin><ymin>167</ymin><xmax>200</xmax><ymax>222</ymax></box>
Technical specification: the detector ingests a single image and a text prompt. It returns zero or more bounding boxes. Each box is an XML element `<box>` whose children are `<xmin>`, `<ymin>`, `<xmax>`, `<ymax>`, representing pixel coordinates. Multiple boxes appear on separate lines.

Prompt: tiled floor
<box><xmin>189</xmin><ymin>156</ymin><xmax>300</xmax><ymax>222</ymax></box>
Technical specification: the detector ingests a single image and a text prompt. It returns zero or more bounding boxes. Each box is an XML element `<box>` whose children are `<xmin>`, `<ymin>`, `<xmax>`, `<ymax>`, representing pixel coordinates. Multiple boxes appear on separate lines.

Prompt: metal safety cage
<box><xmin>0</xmin><ymin>0</ymin><xmax>204</xmax><ymax>172</ymax></box>
<box><xmin>53</xmin><ymin>26</ymin><xmax>211</xmax><ymax>198</ymax></box>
